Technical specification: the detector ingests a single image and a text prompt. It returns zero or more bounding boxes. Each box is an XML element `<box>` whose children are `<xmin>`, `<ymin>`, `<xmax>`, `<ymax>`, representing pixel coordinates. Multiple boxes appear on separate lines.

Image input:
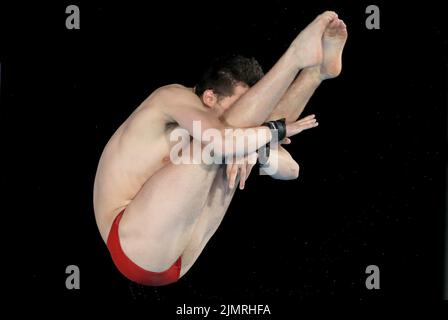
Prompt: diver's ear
<box><xmin>202</xmin><ymin>89</ymin><xmax>218</xmax><ymax>108</ymax></box>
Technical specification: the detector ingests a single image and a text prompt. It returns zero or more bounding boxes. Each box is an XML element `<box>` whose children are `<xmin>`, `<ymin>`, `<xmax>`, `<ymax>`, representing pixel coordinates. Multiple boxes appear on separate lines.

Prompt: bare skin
<box><xmin>229</xmin><ymin>18</ymin><xmax>348</xmax><ymax>189</ymax></box>
<box><xmin>222</xmin><ymin>11</ymin><xmax>338</xmax><ymax>127</ymax></box>
<box><xmin>270</xmin><ymin>18</ymin><xmax>348</xmax><ymax>123</ymax></box>
<box><xmin>94</xmin><ymin>11</ymin><xmax>342</xmax><ymax>279</ymax></box>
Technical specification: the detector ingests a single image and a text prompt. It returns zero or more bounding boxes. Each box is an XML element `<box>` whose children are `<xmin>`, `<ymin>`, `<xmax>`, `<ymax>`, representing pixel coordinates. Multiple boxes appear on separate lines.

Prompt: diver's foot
<box><xmin>291</xmin><ymin>11</ymin><xmax>338</xmax><ymax>69</ymax></box>
<box><xmin>320</xmin><ymin>18</ymin><xmax>348</xmax><ymax>80</ymax></box>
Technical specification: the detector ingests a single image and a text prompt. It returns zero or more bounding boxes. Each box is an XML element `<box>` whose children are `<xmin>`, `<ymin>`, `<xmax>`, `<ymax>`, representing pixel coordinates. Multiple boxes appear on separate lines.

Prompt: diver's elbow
<box><xmin>287</xmin><ymin>161</ymin><xmax>300</xmax><ymax>180</ymax></box>
<box><xmin>270</xmin><ymin>161</ymin><xmax>300</xmax><ymax>180</ymax></box>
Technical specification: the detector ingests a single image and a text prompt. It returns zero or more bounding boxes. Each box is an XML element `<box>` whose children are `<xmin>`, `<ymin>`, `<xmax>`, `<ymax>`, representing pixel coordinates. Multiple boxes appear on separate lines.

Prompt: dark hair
<box><xmin>195</xmin><ymin>55</ymin><xmax>264</xmax><ymax>99</ymax></box>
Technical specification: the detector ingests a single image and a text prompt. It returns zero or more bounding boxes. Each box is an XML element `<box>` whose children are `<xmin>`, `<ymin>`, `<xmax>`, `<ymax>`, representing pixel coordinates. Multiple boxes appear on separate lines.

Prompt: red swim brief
<box><xmin>106</xmin><ymin>209</ymin><xmax>182</xmax><ymax>286</ymax></box>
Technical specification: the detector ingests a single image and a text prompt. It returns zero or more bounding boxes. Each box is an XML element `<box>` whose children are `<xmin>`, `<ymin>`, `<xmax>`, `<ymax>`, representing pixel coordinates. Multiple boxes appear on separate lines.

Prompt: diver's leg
<box><xmin>223</xmin><ymin>11</ymin><xmax>338</xmax><ymax>127</ymax></box>
<box><xmin>119</xmin><ymin>157</ymin><xmax>220</xmax><ymax>272</ymax></box>
<box><xmin>269</xmin><ymin>18</ymin><xmax>348</xmax><ymax>123</ymax></box>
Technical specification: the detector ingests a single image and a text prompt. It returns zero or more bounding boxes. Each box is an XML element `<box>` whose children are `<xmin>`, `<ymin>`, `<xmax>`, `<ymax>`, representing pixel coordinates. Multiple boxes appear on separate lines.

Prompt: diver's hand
<box><xmin>226</xmin><ymin>152</ymin><xmax>258</xmax><ymax>190</ymax></box>
<box><xmin>286</xmin><ymin>114</ymin><xmax>318</xmax><ymax>137</ymax></box>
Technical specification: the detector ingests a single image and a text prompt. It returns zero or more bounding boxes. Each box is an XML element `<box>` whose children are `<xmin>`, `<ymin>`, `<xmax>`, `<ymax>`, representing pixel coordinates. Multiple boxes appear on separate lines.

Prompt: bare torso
<box><xmin>93</xmin><ymin>84</ymin><xmax>235</xmax><ymax>261</ymax></box>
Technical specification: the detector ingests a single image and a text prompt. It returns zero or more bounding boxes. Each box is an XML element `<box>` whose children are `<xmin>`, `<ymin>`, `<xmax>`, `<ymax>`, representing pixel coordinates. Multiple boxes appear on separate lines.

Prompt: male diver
<box><xmin>93</xmin><ymin>11</ymin><xmax>347</xmax><ymax>285</ymax></box>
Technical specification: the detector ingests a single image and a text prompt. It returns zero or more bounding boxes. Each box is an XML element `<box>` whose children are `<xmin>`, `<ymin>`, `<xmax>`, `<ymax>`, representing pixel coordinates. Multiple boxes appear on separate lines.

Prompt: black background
<box><xmin>1</xmin><ymin>0</ymin><xmax>447</xmax><ymax>313</ymax></box>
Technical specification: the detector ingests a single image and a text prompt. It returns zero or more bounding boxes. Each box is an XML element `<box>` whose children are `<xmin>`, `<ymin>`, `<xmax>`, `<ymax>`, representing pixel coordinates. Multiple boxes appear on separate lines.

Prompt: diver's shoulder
<box><xmin>154</xmin><ymin>84</ymin><xmax>199</xmax><ymax>106</ymax></box>
<box><xmin>157</xmin><ymin>83</ymin><xmax>195</xmax><ymax>96</ymax></box>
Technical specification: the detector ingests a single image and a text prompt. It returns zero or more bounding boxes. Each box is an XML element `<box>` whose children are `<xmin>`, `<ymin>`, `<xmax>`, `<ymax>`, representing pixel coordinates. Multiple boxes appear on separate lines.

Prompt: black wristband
<box><xmin>262</xmin><ymin>118</ymin><xmax>286</xmax><ymax>142</ymax></box>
